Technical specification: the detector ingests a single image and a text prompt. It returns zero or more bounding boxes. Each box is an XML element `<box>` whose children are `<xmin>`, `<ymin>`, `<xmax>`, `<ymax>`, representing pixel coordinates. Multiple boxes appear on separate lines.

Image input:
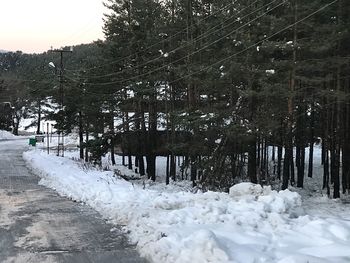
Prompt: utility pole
<box><xmin>52</xmin><ymin>48</ymin><xmax>73</xmax><ymax>157</ymax></box>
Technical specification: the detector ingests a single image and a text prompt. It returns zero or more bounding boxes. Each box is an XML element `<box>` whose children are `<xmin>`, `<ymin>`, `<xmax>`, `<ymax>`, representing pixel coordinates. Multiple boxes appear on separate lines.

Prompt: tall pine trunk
<box><xmin>308</xmin><ymin>98</ymin><xmax>314</xmax><ymax>178</ymax></box>
<box><xmin>79</xmin><ymin>111</ymin><xmax>84</xmax><ymax>160</ymax></box>
<box><xmin>283</xmin><ymin>0</ymin><xmax>298</xmax><ymax>190</ymax></box>
<box><xmin>36</xmin><ymin>100</ymin><xmax>41</xmax><ymax>134</ymax></box>
<box><xmin>248</xmin><ymin>138</ymin><xmax>257</xmax><ymax>184</ymax></box>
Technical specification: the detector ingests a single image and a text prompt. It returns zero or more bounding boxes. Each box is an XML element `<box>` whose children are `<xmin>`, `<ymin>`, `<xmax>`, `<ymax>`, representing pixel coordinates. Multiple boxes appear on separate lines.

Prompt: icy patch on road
<box><xmin>3</xmin><ymin>253</ymin><xmax>57</xmax><ymax>263</ymax></box>
<box><xmin>0</xmin><ymin>190</ymin><xmax>26</xmax><ymax>229</ymax></box>
<box><xmin>23</xmin><ymin>149</ymin><xmax>350</xmax><ymax>263</ymax></box>
<box><xmin>15</xmin><ymin>220</ymin><xmax>51</xmax><ymax>249</ymax></box>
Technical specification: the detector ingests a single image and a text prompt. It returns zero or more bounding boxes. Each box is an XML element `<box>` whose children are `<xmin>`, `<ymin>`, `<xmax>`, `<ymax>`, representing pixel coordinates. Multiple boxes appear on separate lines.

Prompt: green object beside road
<box><xmin>29</xmin><ymin>138</ymin><xmax>36</xmax><ymax>146</ymax></box>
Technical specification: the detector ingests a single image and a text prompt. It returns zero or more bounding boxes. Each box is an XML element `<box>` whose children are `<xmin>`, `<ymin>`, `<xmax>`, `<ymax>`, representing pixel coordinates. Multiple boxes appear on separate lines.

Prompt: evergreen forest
<box><xmin>1</xmin><ymin>0</ymin><xmax>350</xmax><ymax>198</ymax></box>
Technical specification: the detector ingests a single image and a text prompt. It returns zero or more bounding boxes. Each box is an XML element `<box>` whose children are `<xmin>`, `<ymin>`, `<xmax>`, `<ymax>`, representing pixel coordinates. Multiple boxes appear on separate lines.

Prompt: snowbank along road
<box><xmin>0</xmin><ymin>139</ymin><xmax>147</xmax><ymax>263</ymax></box>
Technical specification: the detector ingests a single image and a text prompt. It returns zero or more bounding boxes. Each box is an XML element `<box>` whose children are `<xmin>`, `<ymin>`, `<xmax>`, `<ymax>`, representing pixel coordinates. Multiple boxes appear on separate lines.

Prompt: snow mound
<box><xmin>176</xmin><ymin>230</ymin><xmax>229</xmax><ymax>263</ymax></box>
<box><xmin>0</xmin><ymin>130</ymin><xmax>15</xmax><ymax>140</ymax></box>
<box><xmin>23</xmin><ymin>149</ymin><xmax>350</xmax><ymax>263</ymax></box>
<box><xmin>229</xmin><ymin>182</ymin><xmax>271</xmax><ymax>197</ymax></box>
<box><xmin>258</xmin><ymin>190</ymin><xmax>302</xmax><ymax>214</ymax></box>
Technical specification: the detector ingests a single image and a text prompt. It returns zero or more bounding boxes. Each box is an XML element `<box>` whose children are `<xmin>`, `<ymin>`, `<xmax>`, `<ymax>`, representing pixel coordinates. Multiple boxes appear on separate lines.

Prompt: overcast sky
<box><xmin>0</xmin><ymin>0</ymin><xmax>106</xmax><ymax>54</ymax></box>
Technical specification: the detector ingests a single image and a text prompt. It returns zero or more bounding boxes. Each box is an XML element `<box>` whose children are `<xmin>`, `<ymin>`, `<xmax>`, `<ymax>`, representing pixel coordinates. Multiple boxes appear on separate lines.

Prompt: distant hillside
<box><xmin>0</xmin><ymin>49</ymin><xmax>8</xmax><ymax>53</ymax></box>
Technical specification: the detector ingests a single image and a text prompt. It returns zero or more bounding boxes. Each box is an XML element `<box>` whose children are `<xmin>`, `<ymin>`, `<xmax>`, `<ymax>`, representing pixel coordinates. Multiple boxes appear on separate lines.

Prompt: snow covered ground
<box><xmin>21</xmin><ymin>143</ymin><xmax>350</xmax><ymax>263</ymax></box>
<box><xmin>0</xmin><ymin>130</ymin><xmax>16</xmax><ymax>140</ymax></box>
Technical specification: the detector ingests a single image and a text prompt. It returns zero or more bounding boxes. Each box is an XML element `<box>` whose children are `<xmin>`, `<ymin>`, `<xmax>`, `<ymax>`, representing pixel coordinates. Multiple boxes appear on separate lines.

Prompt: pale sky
<box><xmin>0</xmin><ymin>0</ymin><xmax>107</xmax><ymax>53</ymax></box>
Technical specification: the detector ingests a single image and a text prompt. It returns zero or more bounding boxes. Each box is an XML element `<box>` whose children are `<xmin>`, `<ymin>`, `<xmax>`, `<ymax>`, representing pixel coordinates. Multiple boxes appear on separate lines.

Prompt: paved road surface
<box><xmin>0</xmin><ymin>139</ymin><xmax>147</xmax><ymax>263</ymax></box>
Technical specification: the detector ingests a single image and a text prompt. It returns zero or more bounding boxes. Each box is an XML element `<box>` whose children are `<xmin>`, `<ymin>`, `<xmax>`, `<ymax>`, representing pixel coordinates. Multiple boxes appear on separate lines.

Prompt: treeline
<box><xmin>0</xmin><ymin>51</ymin><xmax>52</xmax><ymax>134</ymax></box>
<box><xmin>1</xmin><ymin>0</ymin><xmax>350</xmax><ymax>197</ymax></box>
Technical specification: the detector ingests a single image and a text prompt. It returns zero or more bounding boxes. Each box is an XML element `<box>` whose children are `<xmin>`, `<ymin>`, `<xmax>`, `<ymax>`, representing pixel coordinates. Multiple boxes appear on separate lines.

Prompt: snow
<box><xmin>33</xmin><ymin>133</ymin><xmax>80</xmax><ymax>148</ymax></box>
<box><xmin>0</xmin><ymin>130</ymin><xmax>16</xmax><ymax>140</ymax></box>
<box><xmin>229</xmin><ymin>182</ymin><xmax>267</xmax><ymax>197</ymax></box>
<box><xmin>19</xmin><ymin>118</ymin><xmax>57</xmax><ymax>134</ymax></box>
<box><xmin>21</xmin><ymin>145</ymin><xmax>350</xmax><ymax>263</ymax></box>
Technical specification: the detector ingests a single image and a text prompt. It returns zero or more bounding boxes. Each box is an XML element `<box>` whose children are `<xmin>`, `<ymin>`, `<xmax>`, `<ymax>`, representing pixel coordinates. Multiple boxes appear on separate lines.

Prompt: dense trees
<box><xmin>1</xmin><ymin>0</ymin><xmax>349</xmax><ymax>197</ymax></box>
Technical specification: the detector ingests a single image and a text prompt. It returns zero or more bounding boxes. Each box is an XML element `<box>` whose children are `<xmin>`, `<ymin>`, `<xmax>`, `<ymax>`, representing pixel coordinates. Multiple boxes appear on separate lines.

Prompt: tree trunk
<box><xmin>324</xmin><ymin>146</ymin><xmax>330</xmax><ymax>196</ymax></box>
<box><xmin>282</xmin><ymin>134</ymin><xmax>292</xmax><ymax>190</ymax></box>
<box><xmin>296</xmin><ymin>100</ymin><xmax>305</xmax><ymax>188</ymax></box>
<box><xmin>79</xmin><ymin>111</ymin><xmax>84</xmax><ymax>160</ymax></box>
<box><xmin>110</xmin><ymin>136</ymin><xmax>116</xmax><ymax>166</ymax></box>
<box><xmin>190</xmin><ymin>155</ymin><xmax>197</xmax><ymax>187</ymax></box>
<box><xmin>166</xmin><ymin>155</ymin><xmax>170</xmax><ymax>185</ymax></box>
<box><xmin>170</xmin><ymin>154</ymin><xmax>176</xmax><ymax>181</ymax></box>
<box><xmin>308</xmin><ymin>95</ymin><xmax>315</xmax><ymax>177</ymax></box>
<box><xmin>342</xmin><ymin>84</ymin><xmax>350</xmax><ymax>193</ymax></box>
<box><xmin>248</xmin><ymin>138</ymin><xmax>257</xmax><ymax>184</ymax></box>
<box><xmin>323</xmin><ymin>96</ymin><xmax>330</xmax><ymax>196</ymax></box>
<box><xmin>333</xmin><ymin>66</ymin><xmax>342</xmax><ymax>198</ymax></box>
<box><xmin>147</xmin><ymin>86</ymin><xmax>157</xmax><ymax>181</ymax></box>
<box><xmin>147</xmin><ymin>155</ymin><xmax>156</xmax><ymax>181</ymax></box>
<box><xmin>110</xmin><ymin>114</ymin><xmax>115</xmax><ymax>165</ymax></box>
<box><xmin>290</xmin><ymin>147</ymin><xmax>295</xmax><ymax>186</ymax></box>
<box><xmin>277</xmin><ymin>146</ymin><xmax>282</xmax><ymax>180</ymax></box>
<box><xmin>85</xmin><ymin>128</ymin><xmax>89</xmax><ymax>162</ymax></box>
<box><xmin>284</xmin><ymin>0</ymin><xmax>298</xmax><ymax>190</ymax></box>
<box><xmin>139</xmin><ymin>156</ymin><xmax>145</xmax><ymax>176</ymax></box>
<box><xmin>122</xmin><ymin>153</ymin><xmax>126</xmax><ymax>166</ymax></box>
<box><xmin>128</xmin><ymin>155</ymin><xmax>133</xmax><ymax>170</ymax></box>
<box><xmin>297</xmin><ymin>145</ymin><xmax>305</xmax><ymax>188</ymax></box>
<box><xmin>36</xmin><ymin>100</ymin><xmax>41</xmax><ymax>134</ymax></box>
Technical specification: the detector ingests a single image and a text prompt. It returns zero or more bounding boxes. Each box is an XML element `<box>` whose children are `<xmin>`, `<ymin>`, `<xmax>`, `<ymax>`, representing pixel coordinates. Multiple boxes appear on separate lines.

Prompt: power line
<box><xmin>64</xmin><ymin>0</ymin><xmax>339</xmax><ymax>95</ymax></box>
<box><xmin>168</xmin><ymin>0</ymin><xmax>339</xmax><ymax>86</ymax></box>
<box><xmin>62</xmin><ymin>73</ymin><xmax>350</xmax><ymax>97</ymax></box>
<box><xmin>67</xmin><ymin>0</ymin><xmax>286</xmax><ymax>86</ymax></box>
<box><xmin>2</xmin><ymin>0</ymin><xmax>340</xmax><ymax>98</ymax></box>
<box><xmin>65</xmin><ymin>0</ymin><xmax>260</xmax><ymax>74</ymax></box>
<box><xmin>0</xmin><ymin>76</ymin><xmax>55</xmax><ymax>85</ymax></box>
<box><xmin>67</xmin><ymin>0</ymin><xmax>278</xmax><ymax>81</ymax></box>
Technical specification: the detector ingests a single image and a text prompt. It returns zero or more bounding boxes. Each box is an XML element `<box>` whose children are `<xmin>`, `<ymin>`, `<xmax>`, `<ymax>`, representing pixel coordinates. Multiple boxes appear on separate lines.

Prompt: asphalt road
<box><xmin>0</xmin><ymin>139</ymin><xmax>147</xmax><ymax>263</ymax></box>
